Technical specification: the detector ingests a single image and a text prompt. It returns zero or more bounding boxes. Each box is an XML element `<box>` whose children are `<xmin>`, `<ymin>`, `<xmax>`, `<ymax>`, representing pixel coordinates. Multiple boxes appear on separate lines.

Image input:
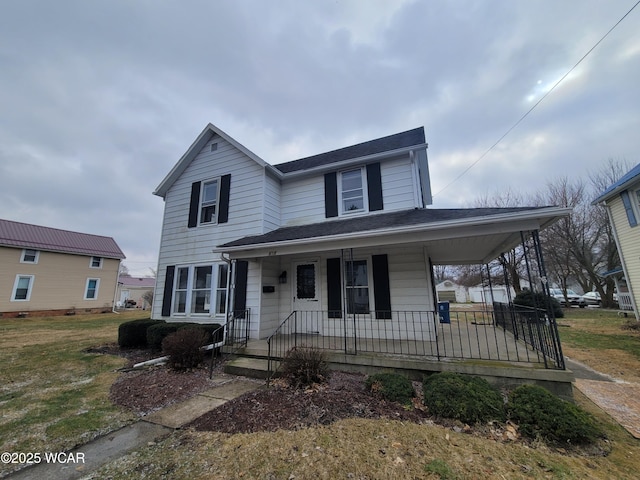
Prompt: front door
<box><xmin>292</xmin><ymin>260</ymin><xmax>322</xmax><ymax>334</ymax></box>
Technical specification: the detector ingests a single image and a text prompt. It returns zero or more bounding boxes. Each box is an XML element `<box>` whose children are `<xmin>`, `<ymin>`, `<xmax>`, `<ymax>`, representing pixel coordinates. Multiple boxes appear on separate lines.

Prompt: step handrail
<box><xmin>266</xmin><ymin>311</ymin><xmax>297</xmax><ymax>384</ymax></box>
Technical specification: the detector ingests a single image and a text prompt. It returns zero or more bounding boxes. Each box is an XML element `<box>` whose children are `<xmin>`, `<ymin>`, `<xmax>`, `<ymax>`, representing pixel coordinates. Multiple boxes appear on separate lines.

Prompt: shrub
<box><xmin>146</xmin><ymin>322</ymin><xmax>181</xmax><ymax>351</ymax></box>
<box><xmin>190</xmin><ymin>323</ymin><xmax>223</xmax><ymax>344</ymax></box>
<box><xmin>280</xmin><ymin>346</ymin><xmax>329</xmax><ymax>388</ymax></box>
<box><xmin>117</xmin><ymin>318</ymin><xmax>163</xmax><ymax>348</ymax></box>
<box><xmin>365</xmin><ymin>372</ymin><xmax>415</xmax><ymax>405</ymax></box>
<box><xmin>422</xmin><ymin>372</ymin><xmax>505</xmax><ymax>424</ymax></box>
<box><xmin>513</xmin><ymin>290</ymin><xmax>563</xmax><ymax>318</ymax></box>
<box><xmin>162</xmin><ymin>326</ymin><xmax>210</xmax><ymax>371</ymax></box>
<box><xmin>507</xmin><ymin>384</ymin><xmax>602</xmax><ymax>444</ymax></box>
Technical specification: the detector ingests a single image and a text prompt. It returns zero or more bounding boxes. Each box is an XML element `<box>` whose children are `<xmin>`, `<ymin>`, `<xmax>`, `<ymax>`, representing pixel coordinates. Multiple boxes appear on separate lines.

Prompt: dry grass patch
<box><xmin>0</xmin><ymin>312</ymin><xmax>146</xmax><ymax>476</ymax></box>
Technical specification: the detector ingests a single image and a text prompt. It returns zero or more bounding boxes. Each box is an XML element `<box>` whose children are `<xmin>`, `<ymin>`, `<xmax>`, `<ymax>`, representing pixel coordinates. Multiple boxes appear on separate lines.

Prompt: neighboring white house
<box><xmin>151</xmin><ymin>123</ymin><xmax>571</xmax><ymax>342</ymax></box>
<box><xmin>116</xmin><ymin>275</ymin><xmax>156</xmax><ymax>310</ymax></box>
<box><xmin>436</xmin><ymin>281</ymin><xmax>468</xmax><ymax>303</ymax></box>
<box><xmin>593</xmin><ymin>162</ymin><xmax>640</xmax><ymax>320</ymax></box>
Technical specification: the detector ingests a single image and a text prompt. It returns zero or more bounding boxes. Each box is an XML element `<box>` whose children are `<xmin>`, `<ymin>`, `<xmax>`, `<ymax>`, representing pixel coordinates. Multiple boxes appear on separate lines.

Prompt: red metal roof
<box><xmin>0</xmin><ymin>218</ymin><xmax>125</xmax><ymax>259</ymax></box>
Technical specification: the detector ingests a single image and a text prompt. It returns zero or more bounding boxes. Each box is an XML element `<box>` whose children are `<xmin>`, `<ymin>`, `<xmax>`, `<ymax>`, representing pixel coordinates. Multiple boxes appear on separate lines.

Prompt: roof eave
<box><xmin>214</xmin><ymin>206</ymin><xmax>572</xmax><ymax>257</ymax></box>
<box><xmin>153</xmin><ymin>123</ymin><xmax>279</xmax><ymax>198</ymax></box>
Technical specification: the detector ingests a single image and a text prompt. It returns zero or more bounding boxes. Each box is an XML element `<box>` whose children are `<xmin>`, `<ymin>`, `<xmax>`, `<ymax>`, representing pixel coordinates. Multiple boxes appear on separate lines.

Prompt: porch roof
<box><xmin>215</xmin><ymin>206</ymin><xmax>571</xmax><ymax>264</ymax></box>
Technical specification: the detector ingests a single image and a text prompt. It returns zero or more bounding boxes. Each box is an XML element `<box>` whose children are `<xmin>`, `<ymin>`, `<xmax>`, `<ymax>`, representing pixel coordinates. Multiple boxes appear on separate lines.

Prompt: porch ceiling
<box><xmin>215</xmin><ymin>206</ymin><xmax>571</xmax><ymax>264</ymax></box>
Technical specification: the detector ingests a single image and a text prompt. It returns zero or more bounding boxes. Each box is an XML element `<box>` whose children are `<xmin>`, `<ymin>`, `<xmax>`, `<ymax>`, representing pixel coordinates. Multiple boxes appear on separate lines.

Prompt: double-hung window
<box><xmin>172</xmin><ymin>264</ymin><xmax>228</xmax><ymax>316</ymax></box>
<box><xmin>339</xmin><ymin>168</ymin><xmax>367</xmax><ymax>214</ymax></box>
<box><xmin>345</xmin><ymin>259</ymin><xmax>370</xmax><ymax>314</ymax></box>
<box><xmin>85</xmin><ymin>278</ymin><xmax>99</xmax><ymax>300</ymax></box>
<box><xmin>21</xmin><ymin>249</ymin><xmax>39</xmax><ymax>263</ymax></box>
<box><xmin>90</xmin><ymin>256</ymin><xmax>103</xmax><ymax>268</ymax></box>
<box><xmin>200</xmin><ymin>179</ymin><xmax>219</xmax><ymax>224</ymax></box>
<box><xmin>12</xmin><ymin>275</ymin><xmax>34</xmax><ymax>301</ymax></box>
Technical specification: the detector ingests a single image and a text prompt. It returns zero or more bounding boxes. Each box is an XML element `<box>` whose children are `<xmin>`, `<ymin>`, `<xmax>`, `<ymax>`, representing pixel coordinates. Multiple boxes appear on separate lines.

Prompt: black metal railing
<box><xmin>266</xmin><ymin>305</ymin><xmax>565</xmax><ymax>379</ymax></box>
<box><xmin>209</xmin><ymin>309</ymin><xmax>251</xmax><ymax>378</ymax></box>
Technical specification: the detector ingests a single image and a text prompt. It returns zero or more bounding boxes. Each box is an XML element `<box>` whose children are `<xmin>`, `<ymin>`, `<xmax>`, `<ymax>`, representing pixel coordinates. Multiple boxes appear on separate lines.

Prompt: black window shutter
<box><xmin>233</xmin><ymin>260</ymin><xmax>249</xmax><ymax>318</ymax></box>
<box><xmin>372</xmin><ymin>254</ymin><xmax>391</xmax><ymax>319</ymax></box>
<box><xmin>324</xmin><ymin>172</ymin><xmax>338</xmax><ymax>218</ymax></box>
<box><xmin>621</xmin><ymin>190</ymin><xmax>638</xmax><ymax>227</ymax></box>
<box><xmin>327</xmin><ymin>258</ymin><xmax>342</xmax><ymax>318</ymax></box>
<box><xmin>161</xmin><ymin>265</ymin><xmax>175</xmax><ymax>316</ymax></box>
<box><xmin>188</xmin><ymin>182</ymin><xmax>201</xmax><ymax>228</ymax></box>
<box><xmin>367</xmin><ymin>162</ymin><xmax>384</xmax><ymax>211</ymax></box>
<box><xmin>218</xmin><ymin>174</ymin><xmax>231</xmax><ymax>224</ymax></box>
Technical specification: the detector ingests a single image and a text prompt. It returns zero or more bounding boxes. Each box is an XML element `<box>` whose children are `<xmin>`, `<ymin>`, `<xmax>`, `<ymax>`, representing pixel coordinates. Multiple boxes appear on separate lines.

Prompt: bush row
<box><xmin>118</xmin><ymin>318</ymin><xmax>222</xmax><ymax>350</ymax></box>
<box><xmin>362</xmin><ymin>370</ymin><xmax>602</xmax><ymax>445</ymax></box>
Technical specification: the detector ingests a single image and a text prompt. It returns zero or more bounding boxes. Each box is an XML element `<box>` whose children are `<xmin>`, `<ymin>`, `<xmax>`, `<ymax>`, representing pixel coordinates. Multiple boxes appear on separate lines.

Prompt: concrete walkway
<box><xmin>5</xmin><ymin>378</ymin><xmax>263</xmax><ymax>480</ymax></box>
<box><xmin>566</xmin><ymin>357</ymin><xmax>640</xmax><ymax>439</ymax></box>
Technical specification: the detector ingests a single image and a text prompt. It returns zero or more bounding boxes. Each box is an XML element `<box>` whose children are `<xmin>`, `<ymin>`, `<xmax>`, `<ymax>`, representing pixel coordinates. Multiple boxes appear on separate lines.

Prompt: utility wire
<box><xmin>434</xmin><ymin>0</ymin><xmax>640</xmax><ymax>198</ymax></box>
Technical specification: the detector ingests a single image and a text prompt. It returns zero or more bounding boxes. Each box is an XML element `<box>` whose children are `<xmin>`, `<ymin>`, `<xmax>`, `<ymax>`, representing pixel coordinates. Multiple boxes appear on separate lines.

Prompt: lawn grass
<box><xmin>0</xmin><ymin>311</ymin><xmax>148</xmax><ymax>476</ymax></box>
<box><xmin>559</xmin><ymin>308</ymin><xmax>640</xmax><ymax>383</ymax></box>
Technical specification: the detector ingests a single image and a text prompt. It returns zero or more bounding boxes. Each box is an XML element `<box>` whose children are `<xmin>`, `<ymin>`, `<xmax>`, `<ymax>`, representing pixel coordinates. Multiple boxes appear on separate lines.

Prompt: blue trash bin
<box><xmin>438</xmin><ymin>301</ymin><xmax>450</xmax><ymax>323</ymax></box>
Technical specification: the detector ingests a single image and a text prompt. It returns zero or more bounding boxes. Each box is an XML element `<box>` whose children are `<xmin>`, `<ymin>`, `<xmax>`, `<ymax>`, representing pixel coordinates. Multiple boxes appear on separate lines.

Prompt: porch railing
<box><xmin>209</xmin><ymin>309</ymin><xmax>251</xmax><ymax>378</ymax></box>
<box><xmin>266</xmin><ymin>305</ymin><xmax>565</xmax><ymax>380</ymax></box>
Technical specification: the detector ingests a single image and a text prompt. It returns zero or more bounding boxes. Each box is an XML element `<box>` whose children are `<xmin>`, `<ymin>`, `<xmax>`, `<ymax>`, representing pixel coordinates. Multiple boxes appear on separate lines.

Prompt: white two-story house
<box><xmin>151</xmin><ymin>123</ymin><xmax>570</xmax><ymax>362</ymax></box>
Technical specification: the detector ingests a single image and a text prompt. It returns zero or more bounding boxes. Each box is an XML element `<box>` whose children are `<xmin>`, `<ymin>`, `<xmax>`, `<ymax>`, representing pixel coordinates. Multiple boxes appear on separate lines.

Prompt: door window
<box><xmin>296</xmin><ymin>264</ymin><xmax>316</xmax><ymax>299</ymax></box>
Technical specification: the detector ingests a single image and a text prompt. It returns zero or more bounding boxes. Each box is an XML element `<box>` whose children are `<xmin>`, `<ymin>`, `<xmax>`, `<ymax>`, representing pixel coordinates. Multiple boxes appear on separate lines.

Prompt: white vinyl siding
<box><xmin>280</xmin><ymin>176</ymin><xmax>326</xmax><ymax>226</ymax></box>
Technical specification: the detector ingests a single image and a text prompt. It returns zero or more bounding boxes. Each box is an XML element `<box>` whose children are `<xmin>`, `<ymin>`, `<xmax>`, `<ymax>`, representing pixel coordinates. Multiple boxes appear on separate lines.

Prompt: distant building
<box><xmin>0</xmin><ymin>219</ymin><xmax>125</xmax><ymax>317</ymax></box>
<box><xmin>116</xmin><ymin>275</ymin><xmax>156</xmax><ymax>310</ymax></box>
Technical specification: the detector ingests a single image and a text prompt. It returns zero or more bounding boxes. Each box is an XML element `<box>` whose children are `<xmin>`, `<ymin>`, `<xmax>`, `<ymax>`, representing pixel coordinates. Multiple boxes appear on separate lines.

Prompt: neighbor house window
<box><xmin>200</xmin><ymin>179</ymin><xmax>219</xmax><ymax>224</ymax></box>
<box><xmin>85</xmin><ymin>278</ymin><xmax>99</xmax><ymax>300</ymax></box>
<box><xmin>12</xmin><ymin>275</ymin><xmax>34</xmax><ymax>301</ymax></box>
<box><xmin>345</xmin><ymin>259</ymin><xmax>370</xmax><ymax>314</ymax></box>
<box><xmin>21</xmin><ymin>249</ymin><xmax>39</xmax><ymax>263</ymax></box>
<box><xmin>339</xmin><ymin>168</ymin><xmax>367</xmax><ymax>215</ymax></box>
<box><xmin>90</xmin><ymin>256</ymin><xmax>103</xmax><ymax>268</ymax></box>
<box><xmin>172</xmin><ymin>264</ymin><xmax>227</xmax><ymax>316</ymax></box>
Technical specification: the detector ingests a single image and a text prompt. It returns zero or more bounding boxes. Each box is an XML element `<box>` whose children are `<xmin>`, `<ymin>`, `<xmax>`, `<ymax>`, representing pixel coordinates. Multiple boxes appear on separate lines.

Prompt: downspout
<box><xmin>112</xmin><ymin>259</ymin><xmax>122</xmax><ymax>315</ymax></box>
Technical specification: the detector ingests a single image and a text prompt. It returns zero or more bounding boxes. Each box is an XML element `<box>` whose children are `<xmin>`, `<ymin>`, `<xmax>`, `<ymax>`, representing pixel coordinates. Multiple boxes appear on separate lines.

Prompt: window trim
<box><xmin>170</xmin><ymin>263</ymin><xmax>229</xmax><ymax>317</ymax></box>
<box><xmin>90</xmin><ymin>256</ymin><xmax>103</xmax><ymax>269</ymax></box>
<box><xmin>344</xmin><ymin>256</ymin><xmax>373</xmax><ymax>314</ymax></box>
<box><xmin>84</xmin><ymin>278</ymin><xmax>100</xmax><ymax>300</ymax></box>
<box><xmin>338</xmin><ymin>167</ymin><xmax>369</xmax><ymax>216</ymax></box>
<box><xmin>199</xmin><ymin>177</ymin><xmax>221</xmax><ymax>225</ymax></box>
<box><xmin>12</xmin><ymin>275</ymin><xmax>35</xmax><ymax>301</ymax></box>
<box><xmin>21</xmin><ymin>249</ymin><xmax>39</xmax><ymax>264</ymax></box>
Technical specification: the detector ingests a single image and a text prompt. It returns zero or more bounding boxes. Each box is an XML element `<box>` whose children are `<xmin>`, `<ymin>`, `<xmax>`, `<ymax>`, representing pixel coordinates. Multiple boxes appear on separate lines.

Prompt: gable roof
<box><xmin>0</xmin><ymin>219</ymin><xmax>125</xmax><ymax>259</ymax></box>
<box><xmin>273</xmin><ymin>127</ymin><xmax>426</xmax><ymax>174</ymax></box>
<box><xmin>153</xmin><ymin>123</ymin><xmax>274</xmax><ymax>198</ymax></box>
<box><xmin>593</xmin><ymin>162</ymin><xmax>640</xmax><ymax>204</ymax></box>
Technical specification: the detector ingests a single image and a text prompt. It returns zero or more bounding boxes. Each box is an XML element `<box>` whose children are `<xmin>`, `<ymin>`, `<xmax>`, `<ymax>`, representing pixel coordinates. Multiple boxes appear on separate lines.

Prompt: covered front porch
<box><xmin>216</xmin><ymin>206</ymin><xmax>573</xmax><ymax>393</ymax></box>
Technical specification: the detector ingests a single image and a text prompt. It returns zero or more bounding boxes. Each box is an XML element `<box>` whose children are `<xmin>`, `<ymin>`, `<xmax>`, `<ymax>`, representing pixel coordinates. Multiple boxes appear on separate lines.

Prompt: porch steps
<box><xmin>223</xmin><ymin>356</ymin><xmax>279</xmax><ymax>380</ymax></box>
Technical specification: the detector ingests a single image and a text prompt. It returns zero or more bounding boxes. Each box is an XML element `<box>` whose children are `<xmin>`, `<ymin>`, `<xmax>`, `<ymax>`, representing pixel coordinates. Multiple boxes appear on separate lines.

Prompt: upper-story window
<box><xmin>188</xmin><ymin>174</ymin><xmax>231</xmax><ymax>228</ymax></box>
<box><xmin>21</xmin><ymin>249</ymin><xmax>39</xmax><ymax>264</ymax></box>
<box><xmin>90</xmin><ymin>256</ymin><xmax>103</xmax><ymax>268</ymax></box>
<box><xmin>200</xmin><ymin>179</ymin><xmax>219</xmax><ymax>224</ymax></box>
<box><xmin>324</xmin><ymin>163</ymin><xmax>383</xmax><ymax>219</ymax></box>
<box><xmin>339</xmin><ymin>168</ymin><xmax>367</xmax><ymax>215</ymax></box>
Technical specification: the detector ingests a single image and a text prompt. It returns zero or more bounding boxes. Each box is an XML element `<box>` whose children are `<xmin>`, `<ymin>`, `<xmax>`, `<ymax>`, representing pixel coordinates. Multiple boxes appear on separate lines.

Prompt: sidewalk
<box><xmin>566</xmin><ymin>357</ymin><xmax>640</xmax><ymax>439</ymax></box>
<box><xmin>5</xmin><ymin>377</ymin><xmax>263</xmax><ymax>480</ymax></box>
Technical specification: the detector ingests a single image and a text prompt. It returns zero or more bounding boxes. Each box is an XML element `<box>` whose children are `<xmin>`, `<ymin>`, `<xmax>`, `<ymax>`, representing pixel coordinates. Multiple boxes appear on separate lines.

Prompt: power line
<box><xmin>433</xmin><ymin>0</ymin><xmax>640</xmax><ymax>198</ymax></box>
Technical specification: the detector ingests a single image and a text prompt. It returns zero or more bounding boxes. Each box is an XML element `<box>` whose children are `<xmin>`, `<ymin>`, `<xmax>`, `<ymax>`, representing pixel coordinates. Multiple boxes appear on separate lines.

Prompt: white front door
<box><xmin>292</xmin><ymin>260</ymin><xmax>322</xmax><ymax>334</ymax></box>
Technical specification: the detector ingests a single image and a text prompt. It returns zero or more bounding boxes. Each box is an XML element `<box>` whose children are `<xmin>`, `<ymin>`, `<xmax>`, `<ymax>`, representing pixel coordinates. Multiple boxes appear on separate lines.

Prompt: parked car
<box><xmin>581</xmin><ymin>291</ymin><xmax>602</xmax><ymax>306</ymax></box>
<box><xmin>549</xmin><ymin>288</ymin><xmax>584</xmax><ymax>307</ymax></box>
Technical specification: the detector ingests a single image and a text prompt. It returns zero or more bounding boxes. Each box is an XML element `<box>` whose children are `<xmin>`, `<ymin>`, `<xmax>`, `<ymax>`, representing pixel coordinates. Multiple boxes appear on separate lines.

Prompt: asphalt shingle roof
<box><xmin>217</xmin><ymin>207</ymin><xmax>546</xmax><ymax>249</ymax></box>
<box><xmin>0</xmin><ymin>219</ymin><xmax>126</xmax><ymax>259</ymax></box>
<box><xmin>273</xmin><ymin>127</ymin><xmax>426</xmax><ymax>174</ymax></box>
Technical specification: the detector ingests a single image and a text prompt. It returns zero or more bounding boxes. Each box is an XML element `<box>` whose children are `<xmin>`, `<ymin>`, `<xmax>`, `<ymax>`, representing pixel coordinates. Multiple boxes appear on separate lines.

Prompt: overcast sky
<box><xmin>1</xmin><ymin>1</ymin><xmax>638</xmax><ymax>276</ymax></box>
